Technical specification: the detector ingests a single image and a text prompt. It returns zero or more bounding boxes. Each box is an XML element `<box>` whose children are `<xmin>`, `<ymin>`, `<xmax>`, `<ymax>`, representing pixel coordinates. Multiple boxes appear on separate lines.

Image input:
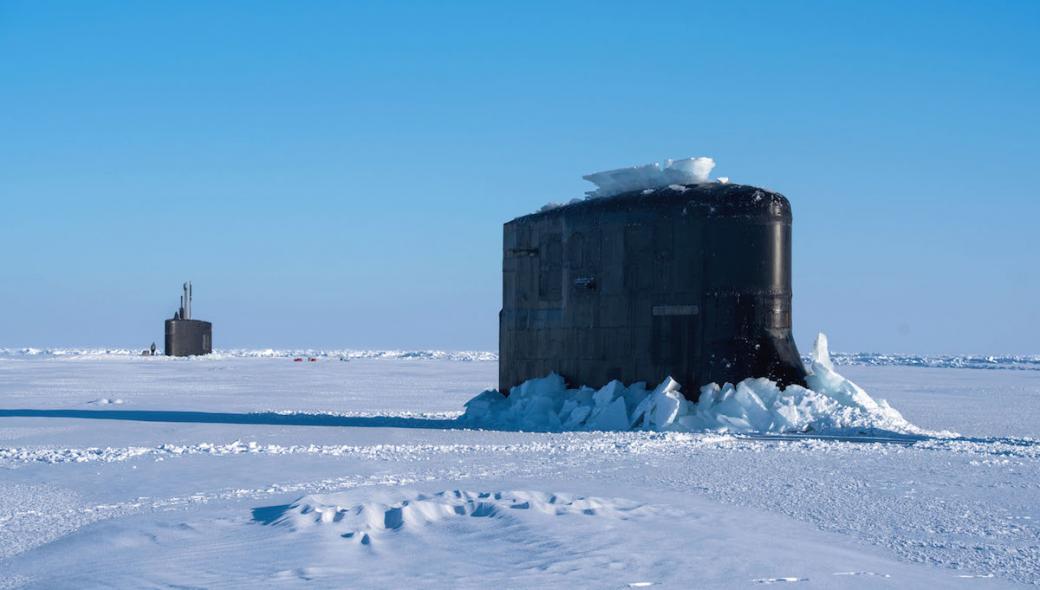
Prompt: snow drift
<box><xmin>259</xmin><ymin>490</ymin><xmax>649</xmax><ymax>546</ymax></box>
<box><xmin>461</xmin><ymin>333</ymin><xmax>930</xmax><ymax>436</ymax></box>
<box><xmin>582</xmin><ymin>156</ymin><xmax>717</xmax><ymax>198</ymax></box>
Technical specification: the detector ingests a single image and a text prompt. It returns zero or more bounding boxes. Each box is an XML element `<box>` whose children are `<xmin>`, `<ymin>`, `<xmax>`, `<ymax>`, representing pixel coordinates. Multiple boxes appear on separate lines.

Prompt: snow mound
<box><xmin>461</xmin><ymin>333</ymin><xmax>933</xmax><ymax>436</ymax></box>
<box><xmin>258</xmin><ymin>490</ymin><xmax>648</xmax><ymax>545</ymax></box>
<box><xmin>582</xmin><ymin>156</ymin><xmax>716</xmax><ymax>198</ymax></box>
<box><xmin>87</xmin><ymin>398</ymin><xmax>125</xmax><ymax>405</ymax></box>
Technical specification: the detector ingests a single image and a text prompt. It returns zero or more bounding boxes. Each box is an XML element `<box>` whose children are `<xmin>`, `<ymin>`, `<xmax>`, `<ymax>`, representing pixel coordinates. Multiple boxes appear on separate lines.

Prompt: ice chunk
<box><xmin>592</xmin><ymin>380</ymin><xmax>624</xmax><ymax>408</ymax></box>
<box><xmin>811</xmin><ymin>332</ymin><xmax>834</xmax><ymax>371</ymax></box>
<box><xmin>661</xmin><ymin>157</ymin><xmax>715</xmax><ymax>185</ymax></box>
<box><xmin>582</xmin><ymin>157</ymin><xmax>716</xmax><ymax>198</ymax></box>
<box><xmin>804</xmin><ymin>332</ymin><xmax>913</xmax><ymax>431</ymax></box>
<box><xmin>630</xmin><ymin>377</ymin><xmax>688</xmax><ymax>430</ymax></box>
<box><xmin>460</xmin><ymin>390</ymin><xmax>508</xmax><ymax>427</ymax></box>
<box><xmin>587</xmin><ymin>396</ymin><xmax>630</xmax><ymax>431</ymax></box>
<box><xmin>562</xmin><ymin>404</ymin><xmax>592</xmax><ymax>429</ymax></box>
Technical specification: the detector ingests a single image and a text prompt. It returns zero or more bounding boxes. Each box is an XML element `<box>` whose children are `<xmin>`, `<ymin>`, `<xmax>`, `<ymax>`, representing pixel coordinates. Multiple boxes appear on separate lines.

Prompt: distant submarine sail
<box><xmin>164</xmin><ymin>281</ymin><xmax>212</xmax><ymax>356</ymax></box>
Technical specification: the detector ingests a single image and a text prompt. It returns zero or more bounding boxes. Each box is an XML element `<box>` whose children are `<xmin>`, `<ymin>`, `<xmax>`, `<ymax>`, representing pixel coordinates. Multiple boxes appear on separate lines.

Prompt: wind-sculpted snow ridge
<box><xmin>0</xmin><ymin>348</ymin><xmax>497</xmax><ymax>361</ymax></box>
<box><xmin>257</xmin><ymin>490</ymin><xmax>651</xmax><ymax>546</ymax></box>
<box><xmin>461</xmin><ymin>333</ymin><xmax>947</xmax><ymax>437</ymax></box>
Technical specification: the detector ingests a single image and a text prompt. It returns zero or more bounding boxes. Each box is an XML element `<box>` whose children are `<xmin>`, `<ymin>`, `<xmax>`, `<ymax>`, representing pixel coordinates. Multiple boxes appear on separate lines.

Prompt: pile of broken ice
<box><xmin>461</xmin><ymin>333</ymin><xmax>928</xmax><ymax>436</ymax></box>
<box><xmin>581</xmin><ymin>156</ymin><xmax>717</xmax><ymax>198</ymax></box>
<box><xmin>540</xmin><ymin>155</ymin><xmax>723</xmax><ymax>212</ymax></box>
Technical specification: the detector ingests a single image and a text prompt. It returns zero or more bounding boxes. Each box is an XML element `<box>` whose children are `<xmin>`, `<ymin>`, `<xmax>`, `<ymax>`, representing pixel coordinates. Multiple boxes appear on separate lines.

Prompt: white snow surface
<box><xmin>0</xmin><ymin>347</ymin><xmax>496</xmax><ymax>362</ymax></box>
<box><xmin>462</xmin><ymin>333</ymin><xmax>933</xmax><ymax>436</ymax></box>
<box><xmin>1</xmin><ymin>350</ymin><xmax>1038</xmax><ymax>587</ymax></box>
<box><xmin>582</xmin><ymin>156</ymin><xmax>716</xmax><ymax>198</ymax></box>
<box><xmin>4</xmin><ymin>346</ymin><xmax>1039</xmax><ymax>371</ymax></box>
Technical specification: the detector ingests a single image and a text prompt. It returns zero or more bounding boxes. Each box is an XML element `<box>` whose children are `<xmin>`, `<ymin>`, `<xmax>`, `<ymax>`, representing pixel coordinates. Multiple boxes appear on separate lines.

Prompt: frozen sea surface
<box><xmin>0</xmin><ymin>355</ymin><xmax>1038</xmax><ymax>588</ymax></box>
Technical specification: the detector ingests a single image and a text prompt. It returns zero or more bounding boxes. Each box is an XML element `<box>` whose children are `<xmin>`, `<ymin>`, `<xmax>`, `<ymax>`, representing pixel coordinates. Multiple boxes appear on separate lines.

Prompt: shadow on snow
<box><xmin>1</xmin><ymin>408</ymin><xmax>1035</xmax><ymax>451</ymax></box>
<box><xmin>0</xmin><ymin>408</ymin><xmax>459</xmax><ymax>430</ymax></box>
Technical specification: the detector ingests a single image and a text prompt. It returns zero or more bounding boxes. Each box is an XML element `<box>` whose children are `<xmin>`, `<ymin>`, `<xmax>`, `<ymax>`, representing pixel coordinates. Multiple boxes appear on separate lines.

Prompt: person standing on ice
<box><xmin>150</xmin><ymin>342</ymin><xmax>156</xmax><ymax>356</ymax></box>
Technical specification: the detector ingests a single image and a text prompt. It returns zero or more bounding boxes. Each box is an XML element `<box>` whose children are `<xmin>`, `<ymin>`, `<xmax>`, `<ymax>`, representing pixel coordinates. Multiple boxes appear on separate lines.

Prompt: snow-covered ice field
<box><xmin>1</xmin><ymin>353</ymin><xmax>1038</xmax><ymax>588</ymax></box>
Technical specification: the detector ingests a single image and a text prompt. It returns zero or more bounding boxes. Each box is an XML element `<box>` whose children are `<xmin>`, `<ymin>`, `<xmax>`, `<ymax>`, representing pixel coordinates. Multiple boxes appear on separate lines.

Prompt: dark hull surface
<box><xmin>499</xmin><ymin>183</ymin><xmax>807</xmax><ymax>399</ymax></box>
<box><xmin>165</xmin><ymin>319</ymin><xmax>212</xmax><ymax>357</ymax></box>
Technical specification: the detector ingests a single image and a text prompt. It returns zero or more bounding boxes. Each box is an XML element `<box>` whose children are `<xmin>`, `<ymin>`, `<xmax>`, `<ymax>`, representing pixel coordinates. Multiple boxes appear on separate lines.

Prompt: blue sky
<box><xmin>1</xmin><ymin>1</ymin><xmax>1037</xmax><ymax>354</ymax></box>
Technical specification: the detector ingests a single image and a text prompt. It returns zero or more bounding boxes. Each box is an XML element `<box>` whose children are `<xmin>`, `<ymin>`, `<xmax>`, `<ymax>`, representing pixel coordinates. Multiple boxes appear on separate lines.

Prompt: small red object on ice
<box><xmin>293</xmin><ymin>357</ymin><xmax>303</xmax><ymax>362</ymax></box>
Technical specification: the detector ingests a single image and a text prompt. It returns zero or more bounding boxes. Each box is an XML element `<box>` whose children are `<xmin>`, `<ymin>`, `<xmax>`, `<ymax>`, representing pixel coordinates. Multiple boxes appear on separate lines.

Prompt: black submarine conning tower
<box><xmin>499</xmin><ymin>182</ymin><xmax>808</xmax><ymax>401</ymax></box>
<box><xmin>164</xmin><ymin>281</ymin><xmax>212</xmax><ymax>356</ymax></box>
